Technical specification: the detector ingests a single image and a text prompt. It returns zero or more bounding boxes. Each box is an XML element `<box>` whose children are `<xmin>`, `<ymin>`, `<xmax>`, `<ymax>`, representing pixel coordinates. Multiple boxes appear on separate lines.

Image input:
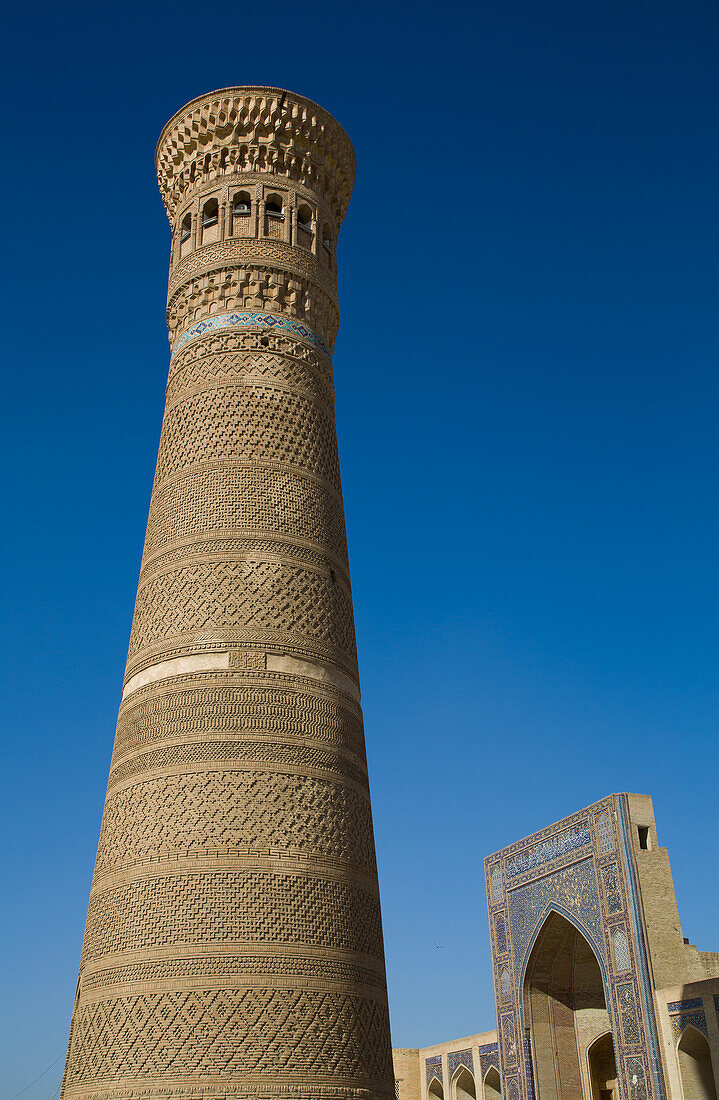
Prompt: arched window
<box><xmin>265</xmin><ymin>194</ymin><xmax>284</xmax><ymax>239</ymax></box>
<box><xmin>322</xmin><ymin>225</ymin><xmax>333</xmax><ymax>268</ymax></box>
<box><xmin>297</xmin><ymin>204</ymin><xmax>313</xmax><ymax>247</ymax></box>
<box><xmin>180</xmin><ymin>212</ymin><xmax>191</xmax><ymax>244</ymax></box>
<box><xmin>678</xmin><ymin>1027</ymin><xmax>718</xmax><ymax>1100</ymax></box>
<box><xmin>204</xmin><ymin>153</ymin><xmax>211</xmax><ymax>173</ymax></box>
<box><xmin>202</xmin><ymin>199</ymin><xmax>218</xmax><ymax>228</ymax></box>
<box><xmin>200</xmin><ymin>198</ymin><xmax>219</xmax><ymax>244</ymax></box>
<box><xmin>483</xmin><ymin>1067</ymin><xmax>501</xmax><ymax>1100</ymax></box>
<box><xmin>231</xmin><ymin>192</ymin><xmax>251</xmax><ymax>237</ymax></box>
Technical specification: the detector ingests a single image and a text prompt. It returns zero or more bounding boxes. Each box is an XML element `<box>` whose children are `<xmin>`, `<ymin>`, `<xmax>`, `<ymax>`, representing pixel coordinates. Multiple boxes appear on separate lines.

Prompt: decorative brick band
<box><xmin>172</xmin><ymin>310</ymin><xmax>330</xmax><ymax>357</ymax></box>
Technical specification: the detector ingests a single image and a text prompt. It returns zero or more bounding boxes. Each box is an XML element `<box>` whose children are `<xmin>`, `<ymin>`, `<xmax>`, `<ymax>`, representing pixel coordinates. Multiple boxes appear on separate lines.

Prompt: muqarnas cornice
<box><xmin>155</xmin><ymin>86</ymin><xmax>356</xmax><ymax>225</ymax></box>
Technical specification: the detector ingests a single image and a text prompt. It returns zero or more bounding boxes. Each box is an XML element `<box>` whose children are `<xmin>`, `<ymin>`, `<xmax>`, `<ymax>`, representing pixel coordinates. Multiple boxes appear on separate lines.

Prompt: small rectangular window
<box><xmin>637</xmin><ymin>826</ymin><xmax>650</xmax><ymax>850</ymax></box>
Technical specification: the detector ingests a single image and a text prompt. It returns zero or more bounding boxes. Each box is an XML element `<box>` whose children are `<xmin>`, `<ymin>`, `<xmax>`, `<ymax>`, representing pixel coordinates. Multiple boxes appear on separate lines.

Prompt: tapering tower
<box><xmin>61</xmin><ymin>87</ymin><xmax>393</xmax><ymax>1100</ymax></box>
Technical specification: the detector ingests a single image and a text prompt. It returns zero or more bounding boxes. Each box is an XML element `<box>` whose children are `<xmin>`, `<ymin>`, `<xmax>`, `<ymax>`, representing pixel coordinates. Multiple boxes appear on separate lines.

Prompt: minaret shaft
<box><xmin>61</xmin><ymin>87</ymin><xmax>393</xmax><ymax>1100</ymax></box>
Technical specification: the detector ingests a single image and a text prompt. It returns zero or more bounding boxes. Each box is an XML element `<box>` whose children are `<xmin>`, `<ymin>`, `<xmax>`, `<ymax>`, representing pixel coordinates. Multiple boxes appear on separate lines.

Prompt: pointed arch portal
<box><xmin>678</xmin><ymin>1027</ymin><xmax>718</xmax><ymax>1100</ymax></box>
<box><xmin>523</xmin><ymin>910</ymin><xmax>617</xmax><ymax>1100</ymax></box>
<box><xmin>428</xmin><ymin>1078</ymin><xmax>444</xmax><ymax>1100</ymax></box>
<box><xmin>483</xmin><ymin>1066</ymin><xmax>501</xmax><ymax>1100</ymax></box>
<box><xmin>452</xmin><ymin>1067</ymin><xmax>476</xmax><ymax>1100</ymax></box>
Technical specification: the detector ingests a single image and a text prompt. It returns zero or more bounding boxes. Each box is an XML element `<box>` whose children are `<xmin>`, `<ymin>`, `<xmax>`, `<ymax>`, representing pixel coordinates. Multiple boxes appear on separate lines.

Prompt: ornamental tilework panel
<box><xmin>425</xmin><ymin>1056</ymin><xmax>442</xmax><ymax>1088</ymax></box>
<box><xmin>173</xmin><ymin>310</ymin><xmax>330</xmax><ymax>357</ymax></box>
<box><xmin>500</xmin><ymin>966</ymin><xmax>511</xmax><ymax>1003</ymax></box>
<box><xmin>668</xmin><ymin>998</ymin><xmax>703</xmax><ymax>1012</ymax></box>
<box><xmin>495</xmin><ymin>915</ymin><xmax>507</xmax><ymax>953</ymax></box>
<box><xmin>500</xmin><ymin>1013</ymin><xmax>518</xmax><ymax>1068</ymax></box>
<box><xmin>447</xmin><ymin>1050</ymin><xmax>473</xmax><ymax>1078</ymax></box>
<box><xmin>505</xmin><ymin>821</ymin><xmax>592</xmax><ymax>880</ymax></box>
<box><xmin>595</xmin><ymin>810</ymin><xmax>615</xmax><ymax>854</ymax></box>
<box><xmin>522</xmin><ymin>1036</ymin><xmax>536</xmax><ymax>1100</ymax></box>
<box><xmin>625</xmin><ymin>1055</ymin><xmax>650</xmax><ymax>1100</ymax></box>
<box><xmin>671</xmin><ymin>1012</ymin><xmax>708</xmax><ymax>1038</ymax></box>
<box><xmin>478</xmin><ymin>1043</ymin><xmax>499</xmax><ymax>1079</ymax></box>
<box><xmin>485</xmin><ymin>794</ymin><xmax>667</xmax><ymax>1100</ymax></box>
<box><xmin>617</xmin><ymin>982</ymin><xmax>642</xmax><ymax>1045</ymax></box>
<box><xmin>601</xmin><ymin>862</ymin><xmax>624</xmax><ymax>913</ymax></box>
<box><xmin>612</xmin><ymin>928</ymin><xmax>631</xmax><ymax>971</ymax></box>
<box><xmin>507</xmin><ymin>858</ymin><xmax>603</xmax><ymax>977</ymax></box>
<box><xmin>505</xmin><ymin>1078</ymin><xmax>520</xmax><ymax>1100</ymax></box>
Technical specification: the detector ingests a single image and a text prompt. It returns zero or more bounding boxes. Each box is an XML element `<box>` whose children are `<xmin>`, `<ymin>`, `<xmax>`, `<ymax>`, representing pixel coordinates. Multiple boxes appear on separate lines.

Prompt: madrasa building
<box><xmin>57</xmin><ymin>86</ymin><xmax>717</xmax><ymax>1100</ymax></box>
<box><xmin>393</xmin><ymin>793</ymin><xmax>719</xmax><ymax>1100</ymax></box>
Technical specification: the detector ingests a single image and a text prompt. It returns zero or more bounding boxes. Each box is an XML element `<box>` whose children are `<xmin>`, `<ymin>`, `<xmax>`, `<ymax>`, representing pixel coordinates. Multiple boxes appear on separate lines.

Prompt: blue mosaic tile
<box><xmin>595</xmin><ymin>810</ymin><xmax>615</xmax><ymax>854</ymax></box>
<box><xmin>672</xmin><ymin>1012</ymin><xmax>708</xmax><ymax>1038</ymax></box>
<box><xmin>523</xmin><ymin>1034</ymin><xmax>536</xmax><ymax>1100</ymax></box>
<box><xmin>667</xmin><ymin>998</ymin><xmax>703</xmax><ymax>1013</ymax></box>
<box><xmin>447</xmin><ymin>1050</ymin><xmax>473</xmax><ymax>1078</ymax></box>
<box><xmin>172</xmin><ymin>310</ymin><xmax>330</xmax><ymax>357</ymax></box>
<box><xmin>507</xmin><ymin>858</ymin><xmax>603</xmax><ymax>978</ymax></box>
<box><xmin>425</xmin><ymin>1055</ymin><xmax>442</xmax><ymax>1087</ymax></box>
<box><xmin>505</xmin><ymin>821</ymin><xmax>592</xmax><ymax>879</ymax></box>
<box><xmin>479</xmin><ymin>1046</ymin><xmax>500</xmax><ymax>1083</ymax></box>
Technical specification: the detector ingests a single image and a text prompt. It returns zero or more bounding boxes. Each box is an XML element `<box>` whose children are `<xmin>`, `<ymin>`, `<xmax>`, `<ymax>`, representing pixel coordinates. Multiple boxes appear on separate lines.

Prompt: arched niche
<box><xmin>428</xmin><ymin>1077</ymin><xmax>444</xmax><ymax>1100</ymax></box>
<box><xmin>452</xmin><ymin>1067</ymin><xmax>476</xmax><ymax>1100</ymax></box>
<box><xmin>678</xmin><ymin>1026</ymin><xmax>718</xmax><ymax>1100</ymax></box>
<box><xmin>588</xmin><ymin>1031</ymin><xmax>618</xmax><ymax>1100</ymax></box>
<box><xmin>523</xmin><ymin>910</ymin><xmax>612</xmax><ymax>1100</ymax></box>
<box><xmin>483</xmin><ymin>1066</ymin><xmax>501</xmax><ymax>1100</ymax></box>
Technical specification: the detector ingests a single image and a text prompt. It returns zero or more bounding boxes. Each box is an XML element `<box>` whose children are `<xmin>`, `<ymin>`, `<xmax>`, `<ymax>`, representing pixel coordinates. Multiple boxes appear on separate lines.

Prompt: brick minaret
<box><xmin>61</xmin><ymin>87</ymin><xmax>394</xmax><ymax>1100</ymax></box>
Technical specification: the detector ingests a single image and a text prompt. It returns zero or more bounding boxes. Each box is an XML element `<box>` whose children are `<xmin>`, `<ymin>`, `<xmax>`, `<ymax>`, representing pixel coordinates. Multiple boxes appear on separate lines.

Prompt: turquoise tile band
<box><xmin>172</xmin><ymin>310</ymin><xmax>330</xmax><ymax>357</ymax></box>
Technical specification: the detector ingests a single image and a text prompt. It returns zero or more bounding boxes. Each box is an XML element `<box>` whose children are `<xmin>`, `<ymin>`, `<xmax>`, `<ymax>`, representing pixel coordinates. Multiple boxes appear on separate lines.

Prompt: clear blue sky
<box><xmin>2</xmin><ymin>1</ymin><xmax>718</xmax><ymax>1095</ymax></box>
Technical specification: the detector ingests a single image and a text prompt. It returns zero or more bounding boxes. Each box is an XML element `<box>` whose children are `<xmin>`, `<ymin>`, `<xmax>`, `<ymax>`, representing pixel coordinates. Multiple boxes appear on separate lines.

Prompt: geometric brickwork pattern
<box><xmin>95</xmin><ymin>768</ymin><xmax>377</xmax><ymax>872</ymax></box>
<box><xmin>113</xmin><ymin>682</ymin><xmax>366</xmax><ymax>757</ymax></box>
<box><xmin>166</xmin><ymin>269</ymin><xmax>338</xmax><ymax>350</ymax></box>
<box><xmin>152</xmin><ymin>383</ymin><xmax>342</xmax><ymax>488</ymax></box>
<box><xmin>485</xmin><ymin>794</ymin><xmax>667</xmax><ymax>1100</ymax></box>
<box><xmin>80</xmin><ymin>869</ymin><xmax>385</xmax><ymax>959</ymax></box>
<box><xmin>66</xmin><ymin>989</ymin><xmax>392</xmax><ymax>1083</ymax></box>
<box><xmin>127</xmin><ymin>557</ymin><xmax>357</xmax><ymax>665</ymax></box>
<box><xmin>60</xmin><ymin>86</ymin><xmax>394</xmax><ymax>1100</ymax></box>
<box><xmin>166</xmin><ymin>238</ymin><xmax>339</xmax><ymax>301</ymax></box>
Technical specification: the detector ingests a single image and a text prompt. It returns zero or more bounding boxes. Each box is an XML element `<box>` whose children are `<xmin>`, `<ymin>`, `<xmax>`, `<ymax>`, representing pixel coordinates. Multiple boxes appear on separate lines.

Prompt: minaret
<box><xmin>61</xmin><ymin>87</ymin><xmax>394</xmax><ymax>1100</ymax></box>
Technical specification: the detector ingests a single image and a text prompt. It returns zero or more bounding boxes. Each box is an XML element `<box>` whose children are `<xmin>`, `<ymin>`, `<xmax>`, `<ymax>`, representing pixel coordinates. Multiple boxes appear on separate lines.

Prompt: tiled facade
<box><xmin>394</xmin><ymin>793</ymin><xmax>719</xmax><ymax>1100</ymax></box>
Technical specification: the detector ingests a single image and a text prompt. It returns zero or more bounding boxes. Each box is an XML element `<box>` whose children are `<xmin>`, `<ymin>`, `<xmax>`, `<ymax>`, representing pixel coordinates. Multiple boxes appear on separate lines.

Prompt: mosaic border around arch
<box><xmin>485</xmin><ymin>794</ymin><xmax>667</xmax><ymax>1100</ymax></box>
